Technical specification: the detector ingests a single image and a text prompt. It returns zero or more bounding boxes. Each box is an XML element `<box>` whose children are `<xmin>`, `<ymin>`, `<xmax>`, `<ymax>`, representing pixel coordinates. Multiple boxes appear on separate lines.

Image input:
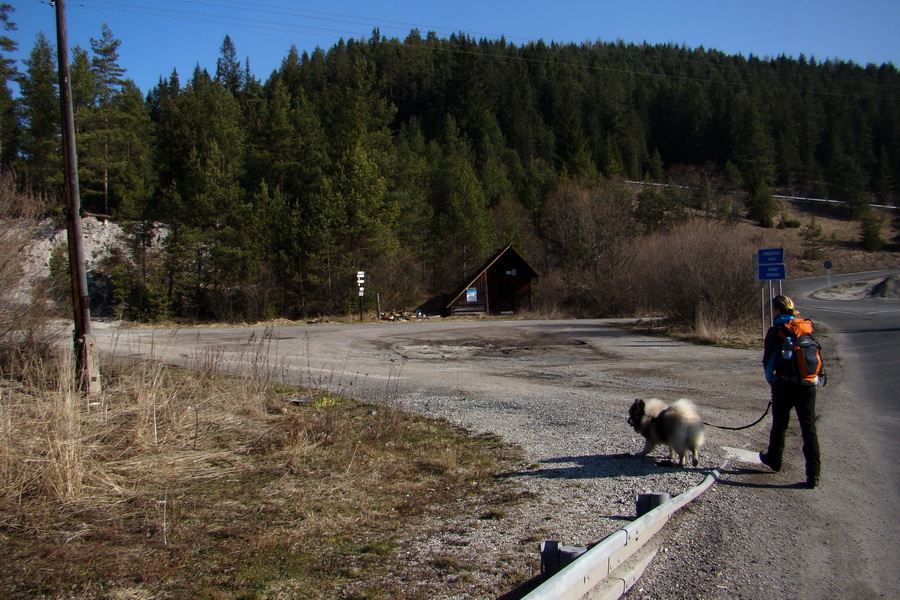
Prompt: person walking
<box><xmin>759</xmin><ymin>295</ymin><xmax>821</xmax><ymax>489</ymax></box>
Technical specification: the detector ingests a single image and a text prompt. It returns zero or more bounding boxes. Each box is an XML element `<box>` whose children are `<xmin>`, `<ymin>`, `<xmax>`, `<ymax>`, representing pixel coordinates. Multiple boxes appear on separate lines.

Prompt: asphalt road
<box><xmin>787</xmin><ymin>270</ymin><xmax>900</xmax><ymax>595</ymax></box>
<box><xmin>791</xmin><ymin>269</ymin><xmax>900</xmax><ymax>426</ymax></box>
<box><xmin>631</xmin><ymin>270</ymin><xmax>900</xmax><ymax>599</ymax></box>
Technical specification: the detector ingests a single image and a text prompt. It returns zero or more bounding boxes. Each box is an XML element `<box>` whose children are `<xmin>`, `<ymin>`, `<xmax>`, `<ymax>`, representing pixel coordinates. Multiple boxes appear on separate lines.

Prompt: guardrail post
<box><xmin>541</xmin><ymin>541</ymin><xmax>560</xmax><ymax>576</ymax></box>
<box><xmin>541</xmin><ymin>541</ymin><xmax>588</xmax><ymax>577</ymax></box>
<box><xmin>559</xmin><ymin>545</ymin><xmax>587</xmax><ymax>568</ymax></box>
<box><xmin>636</xmin><ymin>492</ymin><xmax>670</xmax><ymax>517</ymax></box>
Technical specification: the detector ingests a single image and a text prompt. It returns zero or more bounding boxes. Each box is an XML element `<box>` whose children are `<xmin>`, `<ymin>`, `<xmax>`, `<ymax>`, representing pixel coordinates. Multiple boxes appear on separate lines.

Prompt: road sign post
<box><xmin>357</xmin><ymin>271</ymin><xmax>365</xmax><ymax>321</ymax></box>
<box><xmin>755</xmin><ymin>248</ymin><xmax>786</xmax><ymax>338</ymax></box>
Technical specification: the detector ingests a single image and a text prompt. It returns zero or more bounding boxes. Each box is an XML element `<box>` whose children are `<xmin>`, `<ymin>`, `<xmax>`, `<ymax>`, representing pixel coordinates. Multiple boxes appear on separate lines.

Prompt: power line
<box><xmin>181</xmin><ymin>0</ymin><xmax>519</xmax><ymax>41</ymax></box>
<box><xmin>75</xmin><ymin>0</ymin><xmax>374</xmax><ymax>39</ymax></box>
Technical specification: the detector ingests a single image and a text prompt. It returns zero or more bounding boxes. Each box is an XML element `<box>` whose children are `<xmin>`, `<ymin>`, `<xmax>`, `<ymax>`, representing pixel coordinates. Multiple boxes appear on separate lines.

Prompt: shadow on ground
<box><xmin>499</xmin><ymin>452</ymin><xmax>711</xmax><ymax>480</ymax></box>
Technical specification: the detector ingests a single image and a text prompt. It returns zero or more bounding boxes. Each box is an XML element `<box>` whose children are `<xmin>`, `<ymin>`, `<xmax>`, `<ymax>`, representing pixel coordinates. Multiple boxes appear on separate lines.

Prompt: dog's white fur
<box><xmin>628</xmin><ymin>398</ymin><xmax>705</xmax><ymax>467</ymax></box>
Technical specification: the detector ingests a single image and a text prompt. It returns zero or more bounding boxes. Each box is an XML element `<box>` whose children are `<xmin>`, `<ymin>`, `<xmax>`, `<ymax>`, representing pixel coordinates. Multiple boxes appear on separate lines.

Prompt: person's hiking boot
<box><xmin>805</xmin><ymin>476</ymin><xmax>819</xmax><ymax>489</ymax></box>
<box><xmin>759</xmin><ymin>452</ymin><xmax>781</xmax><ymax>472</ymax></box>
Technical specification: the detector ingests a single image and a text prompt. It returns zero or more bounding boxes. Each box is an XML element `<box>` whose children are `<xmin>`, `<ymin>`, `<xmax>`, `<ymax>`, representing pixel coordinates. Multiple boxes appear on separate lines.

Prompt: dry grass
<box><xmin>0</xmin><ymin>346</ymin><xmax>523</xmax><ymax>600</ymax></box>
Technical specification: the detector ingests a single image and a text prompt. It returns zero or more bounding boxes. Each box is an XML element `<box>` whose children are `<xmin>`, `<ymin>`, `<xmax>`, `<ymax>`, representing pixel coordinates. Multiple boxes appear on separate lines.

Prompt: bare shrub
<box><xmin>630</xmin><ymin>220</ymin><xmax>760</xmax><ymax>339</ymax></box>
<box><xmin>0</xmin><ymin>172</ymin><xmax>63</xmax><ymax>384</ymax></box>
<box><xmin>368</xmin><ymin>244</ymin><xmax>428</xmax><ymax>312</ymax></box>
<box><xmin>537</xmin><ymin>181</ymin><xmax>638</xmax><ymax>316</ymax></box>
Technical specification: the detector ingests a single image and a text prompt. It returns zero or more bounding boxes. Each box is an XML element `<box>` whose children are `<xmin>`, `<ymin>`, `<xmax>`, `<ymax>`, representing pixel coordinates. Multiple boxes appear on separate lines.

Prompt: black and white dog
<box><xmin>627</xmin><ymin>398</ymin><xmax>705</xmax><ymax>467</ymax></box>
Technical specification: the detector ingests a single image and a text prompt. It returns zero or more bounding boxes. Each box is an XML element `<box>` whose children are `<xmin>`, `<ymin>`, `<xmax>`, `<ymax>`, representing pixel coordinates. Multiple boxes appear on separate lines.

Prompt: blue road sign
<box><xmin>757</xmin><ymin>247</ymin><xmax>784</xmax><ymax>265</ymax></box>
<box><xmin>758</xmin><ymin>263</ymin><xmax>787</xmax><ymax>281</ymax></box>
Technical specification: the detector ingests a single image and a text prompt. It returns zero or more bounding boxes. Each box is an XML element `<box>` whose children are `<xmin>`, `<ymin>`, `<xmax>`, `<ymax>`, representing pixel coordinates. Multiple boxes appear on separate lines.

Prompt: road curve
<box><xmin>628</xmin><ymin>270</ymin><xmax>900</xmax><ymax>599</ymax></box>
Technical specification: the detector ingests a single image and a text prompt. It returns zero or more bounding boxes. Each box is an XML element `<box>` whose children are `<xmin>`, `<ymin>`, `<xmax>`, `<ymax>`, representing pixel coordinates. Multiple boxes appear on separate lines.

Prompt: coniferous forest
<box><xmin>3</xmin><ymin>3</ymin><xmax>899</xmax><ymax>323</ymax></box>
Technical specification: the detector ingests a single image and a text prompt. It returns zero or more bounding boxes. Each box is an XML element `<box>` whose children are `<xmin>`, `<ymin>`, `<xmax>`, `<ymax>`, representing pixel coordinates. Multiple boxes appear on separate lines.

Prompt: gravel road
<box><xmin>97</xmin><ymin>311</ymin><xmax>896</xmax><ymax>599</ymax></box>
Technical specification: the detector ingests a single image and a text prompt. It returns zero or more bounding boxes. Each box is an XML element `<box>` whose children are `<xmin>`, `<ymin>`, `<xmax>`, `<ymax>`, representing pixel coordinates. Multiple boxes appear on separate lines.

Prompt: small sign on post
<box><xmin>357</xmin><ymin>271</ymin><xmax>365</xmax><ymax>321</ymax></box>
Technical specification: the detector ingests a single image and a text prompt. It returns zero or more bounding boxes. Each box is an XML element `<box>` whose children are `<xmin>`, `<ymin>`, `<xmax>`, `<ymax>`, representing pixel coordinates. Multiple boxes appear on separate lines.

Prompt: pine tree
<box><xmin>216</xmin><ymin>34</ymin><xmax>243</xmax><ymax>96</ymax></box>
<box><xmin>800</xmin><ymin>216</ymin><xmax>825</xmax><ymax>260</ymax></box>
<box><xmin>18</xmin><ymin>32</ymin><xmax>60</xmax><ymax>197</ymax></box>
<box><xmin>90</xmin><ymin>24</ymin><xmax>124</xmax><ymax>105</ymax></box>
<box><xmin>78</xmin><ymin>25</ymin><xmax>141</xmax><ymax>216</ymax></box>
<box><xmin>70</xmin><ymin>46</ymin><xmax>97</xmax><ymax>113</ymax></box>
<box><xmin>0</xmin><ymin>3</ymin><xmax>18</xmax><ymax>167</ymax></box>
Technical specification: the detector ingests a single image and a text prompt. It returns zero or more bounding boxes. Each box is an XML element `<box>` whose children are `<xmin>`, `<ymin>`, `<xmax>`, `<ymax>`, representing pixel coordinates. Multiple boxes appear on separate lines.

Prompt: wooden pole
<box><xmin>55</xmin><ymin>0</ymin><xmax>100</xmax><ymax>394</ymax></box>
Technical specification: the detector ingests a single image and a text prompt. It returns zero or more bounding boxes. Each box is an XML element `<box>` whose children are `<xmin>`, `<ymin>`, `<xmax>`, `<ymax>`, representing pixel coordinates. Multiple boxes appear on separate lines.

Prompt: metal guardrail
<box><xmin>522</xmin><ymin>462</ymin><xmax>726</xmax><ymax>600</ymax></box>
<box><xmin>623</xmin><ymin>180</ymin><xmax>898</xmax><ymax>211</ymax></box>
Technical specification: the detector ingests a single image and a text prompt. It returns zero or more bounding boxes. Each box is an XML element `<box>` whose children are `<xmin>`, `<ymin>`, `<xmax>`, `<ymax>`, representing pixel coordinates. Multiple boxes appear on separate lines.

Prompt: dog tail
<box><xmin>670</xmin><ymin>398</ymin><xmax>701</xmax><ymax>421</ymax></box>
<box><xmin>671</xmin><ymin>399</ymin><xmax>705</xmax><ymax>449</ymax></box>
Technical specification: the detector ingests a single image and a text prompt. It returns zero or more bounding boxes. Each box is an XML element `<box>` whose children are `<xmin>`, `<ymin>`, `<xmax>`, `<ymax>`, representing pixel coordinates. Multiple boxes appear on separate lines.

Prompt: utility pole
<box><xmin>54</xmin><ymin>0</ymin><xmax>100</xmax><ymax>394</ymax></box>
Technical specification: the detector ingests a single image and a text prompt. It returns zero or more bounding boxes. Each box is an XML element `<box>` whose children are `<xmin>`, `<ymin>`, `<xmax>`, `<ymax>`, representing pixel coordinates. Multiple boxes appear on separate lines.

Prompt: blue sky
<box><xmin>9</xmin><ymin>0</ymin><xmax>900</xmax><ymax>95</ymax></box>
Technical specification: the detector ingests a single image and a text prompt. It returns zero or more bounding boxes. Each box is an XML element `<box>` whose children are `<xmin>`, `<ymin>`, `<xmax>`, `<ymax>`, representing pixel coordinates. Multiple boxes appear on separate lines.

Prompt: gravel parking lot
<box><xmin>99</xmin><ymin>312</ymin><xmax>895</xmax><ymax>599</ymax></box>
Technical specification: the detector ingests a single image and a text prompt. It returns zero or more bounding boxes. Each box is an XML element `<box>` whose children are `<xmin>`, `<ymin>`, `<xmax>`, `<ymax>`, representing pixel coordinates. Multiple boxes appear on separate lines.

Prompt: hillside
<box><xmin>18</xmin><ymin>200</ymin><xmax>898</xmax><ymax>319</ymax></box>
<box><xmin>9</xmin><ymin>29</ymin><xmax>899</xmax><ymax>322</ymax></box>
<box><xmin>752</xmin><ymin>200</ymin><xmax>900</xmax><ymax>277</ymax></box>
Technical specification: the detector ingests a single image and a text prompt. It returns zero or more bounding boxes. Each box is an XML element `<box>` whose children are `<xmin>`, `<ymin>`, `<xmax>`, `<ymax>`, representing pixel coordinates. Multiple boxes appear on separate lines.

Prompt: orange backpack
<box><xmin>776</xmin><ymin>318</ymin><xmax>825</xmax><ymax>386</ymax></box>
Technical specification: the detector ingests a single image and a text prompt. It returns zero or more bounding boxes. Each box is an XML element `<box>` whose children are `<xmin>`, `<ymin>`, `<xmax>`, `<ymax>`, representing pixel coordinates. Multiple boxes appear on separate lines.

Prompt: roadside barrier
<box><xmin>523</xmin><ymin>462</ymin><xmax>726</xmax><ymax>600</ymax></box>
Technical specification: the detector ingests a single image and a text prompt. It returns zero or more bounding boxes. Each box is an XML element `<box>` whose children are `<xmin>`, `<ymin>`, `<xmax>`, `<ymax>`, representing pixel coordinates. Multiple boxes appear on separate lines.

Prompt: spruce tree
<box><xmin>216</xmin><ymin>34</ymin><xmax>243</xmax><ymax>96</ymax></box>
<box><xmin>18</xmin><ymin>32</ymin><xmax>60</xmax><ymax>198</ymax></box>
<box><xmin>800</xmin><ymin>216</ymin><xmax>825</xmax><ymax>260</ymax></box>
<box><xmin>0</xmin><ymin>3</ymin><xmax>18</xmax><ymax>167</ymax></box>
<box><xmin>78</xmin><ymin>25</ymin><xmax>141</xmax><ymax>216</ymax></box>
<box><xmin>106</xmin><ymin>80</ymin><xmax>153</xmax><ymax>218</ymax></box>
<box><xmin>70</xmin><ymin>46</ymin><xmax>97</xmax><ymax>113</ymax></box>
<box><xmin>154</xmin><ymin>67</ymin><xmax>249</xmax><ymax>318</ymax></box>
<box><xmin>429</xmin><ymin>118</ymin><xmax>494</xmax><ymax>285</ymax></box>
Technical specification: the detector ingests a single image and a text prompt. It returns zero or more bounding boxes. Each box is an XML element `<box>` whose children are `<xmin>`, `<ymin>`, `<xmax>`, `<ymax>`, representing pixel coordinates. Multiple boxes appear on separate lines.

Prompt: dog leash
<box><xmin>703</xmin><ymin>401</ymin><xmax>772</xmax><ymax>431</ymax></box>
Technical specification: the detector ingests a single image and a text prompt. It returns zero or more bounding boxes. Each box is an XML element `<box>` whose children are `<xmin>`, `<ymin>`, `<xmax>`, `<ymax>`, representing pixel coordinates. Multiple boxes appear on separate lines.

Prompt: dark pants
<box><xmin>765</xmin><ymin>381</ymin><xmax>821</xmax><ymax>479</ymax></box>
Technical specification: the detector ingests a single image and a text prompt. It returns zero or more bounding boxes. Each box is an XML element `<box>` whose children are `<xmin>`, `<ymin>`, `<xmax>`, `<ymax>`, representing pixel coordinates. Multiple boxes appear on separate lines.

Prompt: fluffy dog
<box><xmin>627</xmin><ymin>398</ymin><xmax>705</xmax><ymax>467</ymax></box>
